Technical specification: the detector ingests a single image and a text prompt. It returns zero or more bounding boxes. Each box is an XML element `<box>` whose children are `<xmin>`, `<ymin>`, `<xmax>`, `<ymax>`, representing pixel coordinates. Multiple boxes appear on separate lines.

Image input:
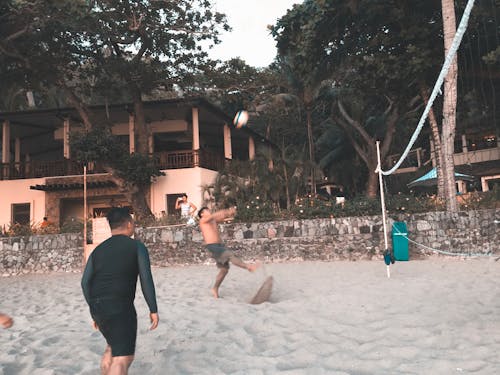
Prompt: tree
<box><xmin>270</xmin><ymin>1</ymin><xmax>338</xmax><ymax>194</ymax></box>
<box><xmin>440</xmin><ymin>0</ymin><xmax>459</xmax><ymax>212</ymax></box>
<box><xmin>271</xmin><ymin>0</ymin><xmax>427</xmax><ymax>197</ymax></box>
<box><xmin>0</xmin><ymin>0</ymin><xmax>229</xmax><ymax>219</ymax></box>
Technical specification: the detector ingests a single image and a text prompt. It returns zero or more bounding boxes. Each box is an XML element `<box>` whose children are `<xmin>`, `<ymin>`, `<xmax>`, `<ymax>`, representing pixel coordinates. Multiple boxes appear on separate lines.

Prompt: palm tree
<box><xmin>440</xmin><ymin>0</ymin><xmax>459</xmax><ymax>212</ymax></box>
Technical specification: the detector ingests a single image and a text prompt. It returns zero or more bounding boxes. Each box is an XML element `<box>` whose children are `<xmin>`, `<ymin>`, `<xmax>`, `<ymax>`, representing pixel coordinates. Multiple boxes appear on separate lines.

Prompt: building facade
<box><xmin>0</xmin><ymin>97</ymin><xmax>263</xmax><ymax>229</ymax></box>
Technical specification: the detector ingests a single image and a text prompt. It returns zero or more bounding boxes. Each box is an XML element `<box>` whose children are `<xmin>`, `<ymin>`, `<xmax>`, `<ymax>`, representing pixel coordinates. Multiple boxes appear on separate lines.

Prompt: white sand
<box><xmin>1</xmin><ymin>259</ymin><xmax>499</xmax><ymax>374</ymax></box>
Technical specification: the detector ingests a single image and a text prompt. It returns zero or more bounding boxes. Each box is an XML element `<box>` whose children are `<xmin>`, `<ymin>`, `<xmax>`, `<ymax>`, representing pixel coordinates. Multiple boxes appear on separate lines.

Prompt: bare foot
<box><xmin>0</xmin><ymin>314</ymin><xmax>13</xmax><ymax>329</ymax></box>
<box><xmin>247</xmin><ymin>261</ymin><xmax>261</xmax><ymax>272</ymax></box>
<box><xmin>211</xmin><ymin>287</ymin><xmax>219</xmax><ymax>299</ymax></box>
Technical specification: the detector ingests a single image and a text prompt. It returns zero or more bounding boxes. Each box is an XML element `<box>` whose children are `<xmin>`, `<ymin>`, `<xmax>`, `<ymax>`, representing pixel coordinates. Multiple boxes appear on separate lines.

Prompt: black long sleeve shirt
<box><xmin>81</xmin><ymin>235</ymin><xmax>158</xmax><ymax>314</ymax></box>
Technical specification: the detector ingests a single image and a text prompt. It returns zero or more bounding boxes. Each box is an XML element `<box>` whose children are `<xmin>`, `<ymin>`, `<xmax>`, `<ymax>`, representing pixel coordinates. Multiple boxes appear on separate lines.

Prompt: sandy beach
<box><xmin>1</xmin><ymin>259</ymin><xmax>499</xmax><ymax>374</ymax></box>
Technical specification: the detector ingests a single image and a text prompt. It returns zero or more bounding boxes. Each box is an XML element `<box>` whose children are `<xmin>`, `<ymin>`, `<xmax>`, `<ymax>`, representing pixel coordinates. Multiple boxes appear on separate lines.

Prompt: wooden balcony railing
<box><xmin>454</xmin><ymin>145</ymin><xmax>500</xmax><ymax>166</ymax></box>
<box><xmin>0</xmin><ymin>149</ymin><xmax>225</xmax><ymax>180</ymax></box>
<box><xmin>153</xmin><ymin>149</ymin><xmax>225</xmax><ymax>171</ymax></box>
<box><xmin>0</xmin><ymin>160</ymin><xmax>107</xmax><ymax>180</ymax></box>
<box><xmin>386</xmin><ymin>148</ymin><xmax>427</xmax><ymax>173</ymax></box>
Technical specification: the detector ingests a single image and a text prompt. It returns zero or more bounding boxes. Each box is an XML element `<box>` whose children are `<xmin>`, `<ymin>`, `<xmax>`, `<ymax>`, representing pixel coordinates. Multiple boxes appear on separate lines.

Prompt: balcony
<box><xmin>0</xmin><ymin>149</ymin><xmax>225</xmax><ymax>181</ymax></box>
<box><xmin>154</xmin><ymin>149</ymin><xmax>225</xmax><ymax>171</ymax></box>
<box><xmin>454</xmin><ymin>145</ymin><xmax>500</xmax><ymax>166</ymax></box>
<box><xmin>386</xmin><ymin>148</ymin><xmax>427</xmax><ymax>174</ymax></box>
<box><xmin>0</xmin><ymin>160</ymin><xmax>106</xmax><ymax>180</ymax></box>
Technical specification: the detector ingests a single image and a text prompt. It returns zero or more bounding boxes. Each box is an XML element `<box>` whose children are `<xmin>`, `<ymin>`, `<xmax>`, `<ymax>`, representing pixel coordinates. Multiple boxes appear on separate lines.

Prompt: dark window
<box><xmin>166</xmin><ymin>193</ymin><xmax>184</xmax><ymax>216</ymax></box>
<box><xmin>12</xmin><ymin>203</ymin><xmax>30</xmax><ymax>225</ymax></box>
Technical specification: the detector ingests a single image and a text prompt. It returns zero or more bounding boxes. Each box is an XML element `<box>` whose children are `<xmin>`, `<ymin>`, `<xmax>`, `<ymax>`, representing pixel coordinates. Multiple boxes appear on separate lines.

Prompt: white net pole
<box><xmin>376</xmin><ymin>141</ymin><xmax>390</xmax><ymax>278</ymax></box>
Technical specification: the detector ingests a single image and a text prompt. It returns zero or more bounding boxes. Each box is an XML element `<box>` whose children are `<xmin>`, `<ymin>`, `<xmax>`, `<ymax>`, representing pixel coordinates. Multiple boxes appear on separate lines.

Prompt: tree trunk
<box><xmin>129</xmin><ymin>189</ymin><xmax>154</xmax><ymax>222</ymax></box>
<box><xmin>441</xmin><ymin>0</ymin><xmax>458</xmax><ymax>212</ymax></box>
<box><xmin>336</xmin><ymin>99</ymin><xmax>399</xmax><ymax>199</ymax></box>
<box><xmin>127</xmin><ymin>86</ymin><xmax>154</xmax><ymax>219</ymax></box>
<box><xmin>282</xmin><ymin>138</ymin><xmax>291</xmax><ymax>210</ymax></box>
<box><xmin>132</xmin><ymin>88</ymin><xmax>149</xmax><ymax>155</ymax></box>
<box><xmin>366</xmin><ymin>161</ymin><xmax>379</xmax><ymax>198</ymax></box>
<box><xmin>306</xmin><ymin>108</ymin><xmax>316</xmax><ymax>194</ymax></box>
<box><xmin>419</xmin><ymin>83</ymin><xmax>445</xmax><ymax>200</ymax></box>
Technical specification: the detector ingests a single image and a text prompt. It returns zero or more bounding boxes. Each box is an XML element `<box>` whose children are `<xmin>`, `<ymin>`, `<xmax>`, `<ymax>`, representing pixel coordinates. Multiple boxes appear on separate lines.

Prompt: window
<box><xmin>12</xmin><ymin>203</ymin><xmax>30</xmax><ymax>225</ymax></box>
<box><xmin>166</xmin><ymin>194</ymin><xmax>184</xmax><ymax>216</ymax></box>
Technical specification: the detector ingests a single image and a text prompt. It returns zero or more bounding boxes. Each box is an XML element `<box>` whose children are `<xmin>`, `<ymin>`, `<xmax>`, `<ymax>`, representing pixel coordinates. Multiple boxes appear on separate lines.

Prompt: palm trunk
<box><xmin>282</xmin><ymin>138</ymin><xmax>291</xmax><ymax>210</ymax></box>
<box><xmin>441</xmin><ymin>0</ymin><xmax>458</xmax><ymax>212</ymax></box>
<box><xmin>419</xmin><ymin>83</ymin><xmax>445</xmax><ymax>200</ymax></box>
<box><xmin>306</xmin><ymin>108</ymin><xmax>316</xmax><ymax>194</ymax></box>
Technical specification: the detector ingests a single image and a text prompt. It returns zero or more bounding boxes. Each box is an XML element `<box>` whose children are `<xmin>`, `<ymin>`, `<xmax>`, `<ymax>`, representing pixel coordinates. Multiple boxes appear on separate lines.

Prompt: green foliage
<box><xmin>1</xmin><ymin>0</ymin><xmax>230</xmax><ymax>217</ymax></box>
<box><xmin>59</xmin><ymin>218</ymin><xmax>84</xmax><ymax>234</ymax></box>
<box><xmin>35</xmin><ymin>223</ymin><xmax>60</xmax><ymax>235</ymax></box>
<box><xmin>70</xmin><ymin>127</ymin><xmax>123</xmax><ymax>164</ymax></box>
<box><xmin>267</xmin><ymin>0</ymin><xmax>499</xmax><ymax>200</ymax></box>
<box><xmin>458</xmin><ymin>187</ymin><xmax>500</xmax><ymax>210</ymax></box>
<box><xmin>340</xmin><ymin>197</ymin><xmax>382</xmax><ymax>217</ymax></box>
<box><xmin>235</xmin><ymin>196</ymin><xmax>276</xmax><ymax>222</ymax></box>
<box><xmin>290</xmin><ymin>196</ymin><xmax>338</xmax><ymax>219</ymax></box>
<box><xmin>4</xmin><ymin>223</ymin><xmax>34</xmax><ymax>237</ymax></box>
<box><xmin>71</xmin><ymin>128</ymin><xmax>164</xmax><ymax>186</ymax></box>
<box><xmin>115</xmin><ymin>153</ymin><xmax>164</xmax><ymax>187</ymax></box>
<box><xmin>386</xmin><ymin>193</ymin><xmax>440</xmax><ymax>214</ymax></box>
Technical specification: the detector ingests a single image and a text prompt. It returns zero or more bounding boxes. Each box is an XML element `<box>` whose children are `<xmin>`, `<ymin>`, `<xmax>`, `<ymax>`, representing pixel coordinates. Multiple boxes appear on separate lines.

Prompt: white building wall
<box><xmin>0</xmin><ymin>178</ymin><xmax>46</xmax><ymax>228</ymax></box>
<box><xmin>149</xmin><ymin>167</ymin><xmax>218</xmax><ymax>216</ymax></box>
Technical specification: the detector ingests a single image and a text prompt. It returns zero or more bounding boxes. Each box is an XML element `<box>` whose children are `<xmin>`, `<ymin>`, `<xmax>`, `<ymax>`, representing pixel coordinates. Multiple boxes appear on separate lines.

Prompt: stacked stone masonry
<box><xmin>1</xmin><ymin>209</ymin><xmax>498</xmax><ymax>276</ymax></box>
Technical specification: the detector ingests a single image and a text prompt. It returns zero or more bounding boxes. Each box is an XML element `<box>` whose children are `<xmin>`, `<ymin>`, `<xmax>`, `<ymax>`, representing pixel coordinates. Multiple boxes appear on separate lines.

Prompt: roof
<box><xmin>30</xmin><ymin>180</ymin><xmax>116</xmax><ymax>191</ymax></box>
<box><xmin>408</xmin><ymin>168</ymin><xmax>475</xmax><ymax>188</ymax></box>
<box><xmin>0</xmin><ymin>96</ymin><xmax>275</xmax><ymax>156</ymax></box>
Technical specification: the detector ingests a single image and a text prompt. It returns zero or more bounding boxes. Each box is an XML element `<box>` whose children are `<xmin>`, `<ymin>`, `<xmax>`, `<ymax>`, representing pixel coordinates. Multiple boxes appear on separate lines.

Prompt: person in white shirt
<box><xmin>175</xmin><ymin>194</ymin><xmax>197</xmax><ymax>222</ymax></box>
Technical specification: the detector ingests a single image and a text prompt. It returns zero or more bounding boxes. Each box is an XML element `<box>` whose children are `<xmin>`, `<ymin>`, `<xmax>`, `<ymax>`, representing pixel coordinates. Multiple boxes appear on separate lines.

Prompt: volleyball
<box><xmin>233</xmin><ymin>110</ymin><xmax>249</xmax><ymax>128</ymax></box>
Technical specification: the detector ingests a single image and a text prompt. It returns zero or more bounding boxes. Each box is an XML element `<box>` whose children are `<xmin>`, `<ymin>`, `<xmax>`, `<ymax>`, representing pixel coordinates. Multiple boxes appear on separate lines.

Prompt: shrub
<box><xmin>235</xmin><ymin>195</ymin><xmax>277</xmax><ymax>222</ymax></box>
<box><xmin>5</xmin><ymin>222</ymin><xmax>35</xmax><ymax>237</ymax></box>
<box><xmin>60</xmin><ymin>217</ymin><xmax>84</xmax><ymax>233</ymax></box>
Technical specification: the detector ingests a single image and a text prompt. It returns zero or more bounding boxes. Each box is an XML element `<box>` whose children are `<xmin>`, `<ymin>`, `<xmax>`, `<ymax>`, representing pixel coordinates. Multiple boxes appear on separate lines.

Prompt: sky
<box><xmin>208</xmin><ymin>0</ymin><xmax>301</xmax><ymax>68</ymax></box>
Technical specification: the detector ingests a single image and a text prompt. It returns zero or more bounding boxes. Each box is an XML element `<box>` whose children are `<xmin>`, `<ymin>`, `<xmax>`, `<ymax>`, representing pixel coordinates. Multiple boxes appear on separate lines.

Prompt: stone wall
<box><xmin>0</xmin><ymin>233</ymin><xmax>83</xmax><ymax>276</ymax></box>
<box><xmin>1</xmin><ymin>209</ymin><xmax>498</xmax><ymax>276</ymax></box>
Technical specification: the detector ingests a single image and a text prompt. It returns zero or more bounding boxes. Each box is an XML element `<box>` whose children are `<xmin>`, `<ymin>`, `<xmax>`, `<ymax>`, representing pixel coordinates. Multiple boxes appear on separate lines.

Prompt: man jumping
<box><xmin>198</xmin><ymin>206</ymin><xmax>259</xmax><ymax>298</ymax></box>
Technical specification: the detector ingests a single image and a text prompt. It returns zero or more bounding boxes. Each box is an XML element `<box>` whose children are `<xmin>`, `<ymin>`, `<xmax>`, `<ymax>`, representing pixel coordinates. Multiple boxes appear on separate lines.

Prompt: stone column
<box><xmin>2</xmin><ymin>120</ymin><xmax>10</xmax><ymax>163</ymax></box>
<box><xmin>129</xmin><ymin>114</ymin><xmax>135</xmax><ymax>154</ymax></box>
<box><xmin>148</xmin><ymin>134</ymin><xmax>154</xmax><ymax>154</ymax></box>
<box><xmin>63</xmin><ymin>118</ymin><xmax>70</xmax><ymax>159</ymax></box>
<box><xmin>461</xmin><ymin>134</ymin><xmax>468</xmax><ymax>153</ymax></box>
<box><xmin>481</xmin><ymin>177</ymin><xmax>489</xmax><ymax>192</ymax></box>
<box><xmin>457</xmin><ymin>180</ymin><xmax>467</xmax><ymax>194</ymax></box>
<box><xmin>223</xmin><ymin>123</ymin><xmax>232</xmax><ymax>160</ymax></box>
<box><xmin>248</xmin><ymin>136</ymin><xmax>255</xmax><ymax>161</ymax></box>
<box><xmin>14</xmin><ymin>137</ymin><xmax>21</xmax><ymax>163</ymax></box>
<box><xmin>192</xmin><ymin>107</ymin><xmax>200</xmax><ymax>150</ymax></box>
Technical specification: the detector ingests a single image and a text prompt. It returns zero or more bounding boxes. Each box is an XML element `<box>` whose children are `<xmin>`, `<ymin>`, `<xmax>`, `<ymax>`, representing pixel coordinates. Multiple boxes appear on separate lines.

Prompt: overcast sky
<box><xmin>208</xmin><ymin>0</ymin><xmax>301</xmax><ymax>68</ymax></box>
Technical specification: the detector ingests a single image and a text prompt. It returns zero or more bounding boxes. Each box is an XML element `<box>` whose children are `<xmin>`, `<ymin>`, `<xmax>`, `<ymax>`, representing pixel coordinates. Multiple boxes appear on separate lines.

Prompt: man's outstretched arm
<box><xmin>200</xmin><ymin>207</ymin><xmax>236</xmax><ymax>224</ymax></box>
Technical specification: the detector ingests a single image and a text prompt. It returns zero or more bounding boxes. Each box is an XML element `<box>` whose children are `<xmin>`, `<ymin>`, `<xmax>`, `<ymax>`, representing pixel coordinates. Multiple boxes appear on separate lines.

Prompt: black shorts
<box><xmin>90</xmin><ymin>299</ymin><xmax>137</xmax><ymax>357</ymax></box>
<box><xmin>206</xmin><ymin>243</ymin><xmax>233</xmax><ymax>269</ymax></box>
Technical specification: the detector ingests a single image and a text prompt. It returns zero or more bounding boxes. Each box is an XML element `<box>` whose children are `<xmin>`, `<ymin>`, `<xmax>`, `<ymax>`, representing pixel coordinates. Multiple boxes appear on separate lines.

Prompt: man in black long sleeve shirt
<box><xmin>81</xmin><ymin>207</ymin><xmax>159</xmax><ymax>375</ymax></box>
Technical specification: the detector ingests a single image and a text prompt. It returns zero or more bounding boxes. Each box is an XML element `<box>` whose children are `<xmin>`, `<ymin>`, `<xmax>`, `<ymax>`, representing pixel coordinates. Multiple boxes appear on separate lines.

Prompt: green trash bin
<box><xmin>392</xmin><ymin>222</ymin><xmax>409</xmax><ymax>261</ymax></box>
